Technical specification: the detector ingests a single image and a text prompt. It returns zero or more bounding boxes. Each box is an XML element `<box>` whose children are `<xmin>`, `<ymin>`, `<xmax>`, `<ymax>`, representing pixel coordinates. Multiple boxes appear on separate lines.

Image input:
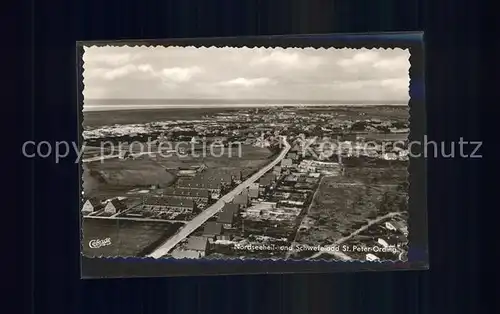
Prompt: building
<box><xmin>141</xmin><ymin>197</ymin><xmax>195</xmax><ymax>213</ymax></box>
<box><xmin>248</xmin><ymin>183</ymin><xmax>259</xmax><ymax>198</ymax></box>
<box><xmin>177</xmin><ymin>179</ymin><xmax>222</xmax><ymax>194</ymax></box>
<box><xmin>171</xmin><ymin>249</ymin><xmax>202</xmax><ymax>259</ymax></box>
<box><xmin>377</xmin><ymin>237</ymin><xmax>401</xmax><ymax>249</ymax></box>
<box><xmin>195</xmin><ymin>173</ymin><xmax>233</xmax><ymax>185</ymax></box>
<box><xmin>217</xmin><ymin>210</ymin><xmax>235</xmax><ymax>228</ymax></box>
<box><xmin>221</xmin><ymin>203</ymin><xmax>240</xmax><ymax>216</ymax></box>
<box><xmin>385</xmin><ymin>220</ymin><xmax>409</xmax><ymax>235</ymax></box>
<box><xmin>163</xmin><ymin>188</ymin><xmax>210</xmax><ymax>203</ymax></box>
<box><xmin>184</xmin><ymin>236</ymin><xmax>209</xmax><ymax>257</ymax></box>
<box><xmin>259</xmin><ymin>174</ymin><xmax>274</xmax><ymax>187</ymax></box>
<box><xmin>281</xmin><ymin>158</ymin><xmax>293</xmax><ymax>168</ymax></box>
<box><xmin>177</xmin><ymin>169</ymin><xmax>198</xmax><ymax>177</ymax></box>
<box><xmin>287</xmin><ymin>152</ymin><xmax>298</xmax><ymax>160</ymax></box>
<box><xmin>202</xmin><ymin>222</ymin><xmax>223</xmax><ymax>239</ymax></box>
<box><xmin>273</xmin><ymin>166</ymin><xmax>282</xmax><ymax>177</ymax></box>
<box><xmin>290</xmin><ymin>143</ymin><xmax>302</xmax><ymax>152</ymax></box>
<box><xmin>233</xmin><ymin>192</ymin><xmax>249</xmax><ymax>208</ymax></box>
<box><xmin>104</xmin><ymin>199</ymin><xmax>127</xmax><ymax>214</ymax></box>
<box><xmin>229</xmin><ymin>170</ymin><xmax>242</xmax><ymax>182</ymax></box>
<box><xmin>366</xmin><ymin>253</ymin><xmax>380</xmax><ymax>261</ymax></box>
<box><xmin>279</xmin><ymin>200</ymin><xmax>305</xmax><ymax>207</ymax></box>
<box><xmin>82</xmin><ymin>199</ymin><xmax>103</xmax><ymax>214</ymax></box>
<box><xmin>244</xmin><ymin>138</ymin><xmax>256</xmax><ymax>145</ymax></box>
<box><xmin>383</xmin><ymin>152</ymin><xmax>398</xmax><ymax>160</ymax></box>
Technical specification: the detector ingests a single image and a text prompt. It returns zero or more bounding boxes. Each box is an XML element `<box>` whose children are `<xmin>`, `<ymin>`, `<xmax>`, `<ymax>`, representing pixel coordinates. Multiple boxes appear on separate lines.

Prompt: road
<box><xmin>306</xmin><ymin>211</ymin><xmax>403</xmax><ymax>260</ymax></box>
<box><xmin>147</xmin><ymin>137</ymin><xmax>291</xmax><ymax>258</ymax></box>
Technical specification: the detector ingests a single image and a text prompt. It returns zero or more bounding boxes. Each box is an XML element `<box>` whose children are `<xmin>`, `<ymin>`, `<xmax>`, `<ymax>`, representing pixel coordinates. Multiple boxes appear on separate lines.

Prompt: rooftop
<box><xmin>85</xmin><ymin>198</ymin><xmax>103</xmax><ymax>208</ymax></box>
<box><xmin>186</xmin><ymin>236</ymin><xmax>209</xmax><ymax>251</ymax></box>
<box><xmin>143</xmin><ymin>197</ymin><xmax>194</xmax><ymax>208</ymax></box>
<box><xmin>164</xmin><ymin>187</ymin><xmax>210</xmax><ymax>198</ymax></box>
<box><xmin>222</xmin><ymin>203</ymin><xmax>240</xmax><ymax>214</ymax></box>
<box><xmin>233</xmin><ymin>193</ymin><xmax>248</xmax><ymax>205</ymax></box>
<box><xmin>177</xmin><ymin>179</ymin><xmax>221</xmax><ymax>190</ymax></box>
<box><xmin>108</xmin><ymin>199</ymin><xmax>127</xmax><ymax>211</ymax></box>
<box><xmin>217</xmin><ymin>210</ymin><xmax>235</xmax><ymax>224</ymax></box>
<box><xmin>203</xmin><ymin>222</ymin><xmax>223</xmax><ymax>236</ymax></box>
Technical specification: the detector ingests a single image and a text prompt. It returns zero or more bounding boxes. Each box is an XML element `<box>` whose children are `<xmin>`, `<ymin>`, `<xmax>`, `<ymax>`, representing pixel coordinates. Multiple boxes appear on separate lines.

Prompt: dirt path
<box><xmin>306</xmin><ymin>211</ymin><xmax>403</xmax><ymax>260</ymax></box>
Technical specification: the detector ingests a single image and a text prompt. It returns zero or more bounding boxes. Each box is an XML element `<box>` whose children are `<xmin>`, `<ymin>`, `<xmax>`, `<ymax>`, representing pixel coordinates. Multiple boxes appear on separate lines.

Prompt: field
<box><xmin>81</xmin><ymin>218</ymin><xmax>183</xmax><ymax>257</ymax></box>
<box><xmin>83</xmin><ymin>105</ymin><xmax>409</xmax><ymax>128</ymax></box>
<box><xmin>294</xmin><ymin>165</ymin><xmax>408</xmax><ymax>250</ymax></box>
<box><xmin>82</xmin><ymin>145</ymin><xmax>273</xmax><ymax>198</ymax></box>
<box><xmin>83</xmin><ymin>107</ymin><xmax>243</xmax><ymax>128</ymax></box>
<box><xmin>298</xmin><ymin>105</ymin><xmax>408</xmax><ymax>122</ymax></box>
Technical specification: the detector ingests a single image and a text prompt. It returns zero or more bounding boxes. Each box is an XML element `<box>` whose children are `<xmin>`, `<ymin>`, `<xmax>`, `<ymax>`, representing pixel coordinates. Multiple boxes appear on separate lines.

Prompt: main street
<box><xmin>147</xmin><ymin>137</ymin><xmax>291</xmax><ymax>258</ymax></box>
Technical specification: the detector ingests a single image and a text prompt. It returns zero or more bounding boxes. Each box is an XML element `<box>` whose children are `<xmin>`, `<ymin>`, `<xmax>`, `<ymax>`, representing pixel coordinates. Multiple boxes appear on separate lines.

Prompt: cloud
<box><xmin>82</xmin><ymin>46</ymin><xmax>410</xmax><ymax>102</ymax></box>
<box><xmin>337</xmin><ymin>50</ymin><xmax>380</xmax><ymax>68</ymax></box>
<box><xmin>101</xmin><ymin>64</ymin><xmax>137</xmax><ymax>80</ymax></box>
<box><xmin>250</xmin><ymin>50</ymin><xmax>323</xmax><ymax>69</ymax></box>
<box><xmin>85</xmin><ymin>63</ymin><xmax>202</xmax><ymax>84</ymax></box>
<box><xmin>218</xmin><ymin>77</ymin><xmax>274</xmax><ymax>88</ymax></box>
<box><xmin>380</xmin><ymin>78</ymin><xmax>409</xmax><ymax>91</ymax></box>
<box><xmin>373</xmin><ymin>56</ymin><xmax>410</xmax><ymax>72</ymax></box>
<box><xmin>83</xmin><ymin>51</ymin><xmax>137</xmax><ymax>67</ymax></box>
<box><xmin>159</xmin><ymin>66</ymin><xmax>203</xmax><ymax>83</ymax></box>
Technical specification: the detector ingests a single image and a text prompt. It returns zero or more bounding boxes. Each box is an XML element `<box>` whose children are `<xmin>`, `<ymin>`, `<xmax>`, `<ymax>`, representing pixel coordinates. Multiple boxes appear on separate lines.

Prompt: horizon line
<box><xmin>83</xmin><ymin>103</ymin><xmax>409</xmax><ymax>112</ymax></box>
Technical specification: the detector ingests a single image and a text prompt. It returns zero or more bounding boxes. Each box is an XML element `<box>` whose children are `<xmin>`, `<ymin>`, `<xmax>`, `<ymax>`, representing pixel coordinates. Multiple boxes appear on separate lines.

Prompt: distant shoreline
<box><xmin>83</xmin><ymin>103</ymin><xmax>409</xmax><ymax>112</ymax></box>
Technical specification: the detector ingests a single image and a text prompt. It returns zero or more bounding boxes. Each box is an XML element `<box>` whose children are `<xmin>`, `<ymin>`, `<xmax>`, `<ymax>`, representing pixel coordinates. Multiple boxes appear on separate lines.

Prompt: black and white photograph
<box><xmin>81</xmin><ymin>45</ymin><xmax>412</xmax><ymax>262</ymax></box>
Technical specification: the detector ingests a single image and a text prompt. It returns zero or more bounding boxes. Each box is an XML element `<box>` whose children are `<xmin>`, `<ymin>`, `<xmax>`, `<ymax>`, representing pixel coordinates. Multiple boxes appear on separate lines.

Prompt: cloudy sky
<box><xmin>83</xmin><ymin>46</ymin><xmax>409</xmax><ymax>104</ymax></box>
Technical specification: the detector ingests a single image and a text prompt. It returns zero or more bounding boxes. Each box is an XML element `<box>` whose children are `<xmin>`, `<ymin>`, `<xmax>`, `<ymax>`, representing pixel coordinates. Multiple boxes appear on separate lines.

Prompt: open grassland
<box><xmin>83</xmin><ymin>145</ymin><xmax>273</xmax><ymax>198</ymax></box>
<box><xmin>294</xmin><ymin>168</ymin><xmax>408</xmax><ymax>249</ymax></box>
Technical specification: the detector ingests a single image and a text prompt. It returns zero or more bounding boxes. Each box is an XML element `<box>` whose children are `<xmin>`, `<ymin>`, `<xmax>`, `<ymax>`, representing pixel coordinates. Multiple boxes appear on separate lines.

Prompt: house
<box><xmin>281</xmin><ymin>158</ymin><xmax>293</xmax><ymax>168</ymax></box>
<box><xmin>195</xmin><ymin>173</ymin><xmax>233</xmax><ymax>185</ymax></box>
<box><xmin>177</xmin><ymin>179</ymin><xmax>222</xmax><ymax>194</ymax></box>
<box><xmin>177</xmin><ymin>169</ymin><xmax>198</xmax><ymax>177</ymax></box>
<box><xmin>383</xmin><ymin>152</ymin><xmax>398</xmax><ymax>160</ymax></box>
<box><xmin>385</xmin><ymin>220</ymin><xmax>409</xmax><ymax>235</ymax></box>
<box><xmin>290</xmin><ymin>143</ymin><xmax>302</xmax><ymax>152</ymax></box>
<box><xmin>218</xmin><ymin>234</ymin><xmax>232</xmax><ymax>241</ymax></box>
<box><xmin>163</xmin><ymin>188</ymin><xmax>210</xmax><ymax>203</ymax></box>
<box><xmin>259</xmin><ymin>175</ymin><xmax>274</xmax><ymax>187</ymax></box>
<box><xmin>217</xmin><ymin>210</ymin><xmax>235</xmax><ymax>228</ymax></box>
<box><xmin>233</xmin><ymin>192</ymin><xmax>249</xmax><ymax>208</ymax></box>
<box><xmin>230</xmin><ymin>170</ymin><xmax>242</xmax><ymax>182</ymax></box>
<box><xmin>184</xmin><ymin>236</ymin><xmax>209</xmax><ymax>257</ymax></box>
<box><xmin>212</xmin><ymin>136</ymin><xmax>228</xmax><ymax>143</ymax></box>
<box><xmin>141</xmin><ymin>197</ymin><xmax>195</xmax><ymax>213</ymax></box>
<box><xmin>221</xmin><ymin>203</ymin><xmax>240</xmax><ymax>216</ymax></box>
<box><xmin>341</xmin><ymin>134</ymin><xmax>358</xmax><ymax>142</ymax></box>
<box><xmin>82</xmin><ymin>199</ymin><xmax>103</xmax><ymax>214</ymax></box>
<box><xmin>273</xmin><ymin>166</ymin><xmax>282</xmax><ymax>176</ymax></box>
<box><xmin>104</xmin><ymin>199</ymin><xmax>127</xmax><ymax>214</ymax></box>
<box><xmin>377</xmin><ymin>235</ymin><xmax>407</xmax><ymax>249</ymax></box>
<box><xmin>202</xmin><ymin>221</ymin><xmax>223</xmax><ymax>239</ymax></box>
<box><xmin>171</xmin><ymin>249</ymin><xmax>203</xmax><ymax>259</ymax></box>
<box><xmin>248</xmin><ymin>183</ymin><xmax>259</xmax><ymax>198</ymax></box>
<box><xmin>287</xmin><ymin>152</ymin><xmax>298</xmax><ymax>160</ymax></box>
<box><xmin>244</xmin><ymin>138</ymin><xmax>256</xmax><ymax>145</ymax></box>
<box><xmin>366</xmin><ymin>253</ymin><xmax>380</xmax><ymax>261</ymax></box>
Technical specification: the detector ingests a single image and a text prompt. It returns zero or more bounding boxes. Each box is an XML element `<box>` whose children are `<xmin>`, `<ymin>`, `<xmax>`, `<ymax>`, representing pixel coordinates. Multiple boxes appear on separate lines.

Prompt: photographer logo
<box><xmin>89</xmin><ymin>238</ymin><xmax>111</xmax><ymax>249</ymax></box>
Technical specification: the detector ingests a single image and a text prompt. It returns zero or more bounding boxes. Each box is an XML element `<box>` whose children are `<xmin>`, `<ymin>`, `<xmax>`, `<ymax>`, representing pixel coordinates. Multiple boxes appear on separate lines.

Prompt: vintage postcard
<box><xmin>79</xmin><ymin>34</ymin><xmax>427</xmax><ymax>278</ymax></box>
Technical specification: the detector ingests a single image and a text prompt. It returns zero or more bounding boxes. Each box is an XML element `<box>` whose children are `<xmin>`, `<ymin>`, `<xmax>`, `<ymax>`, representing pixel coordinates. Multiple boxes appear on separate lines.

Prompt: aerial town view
<box><xmin>81</xmin><ymin>46</ymin><xmax>411</xmax><ymax>262</ymax></box>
